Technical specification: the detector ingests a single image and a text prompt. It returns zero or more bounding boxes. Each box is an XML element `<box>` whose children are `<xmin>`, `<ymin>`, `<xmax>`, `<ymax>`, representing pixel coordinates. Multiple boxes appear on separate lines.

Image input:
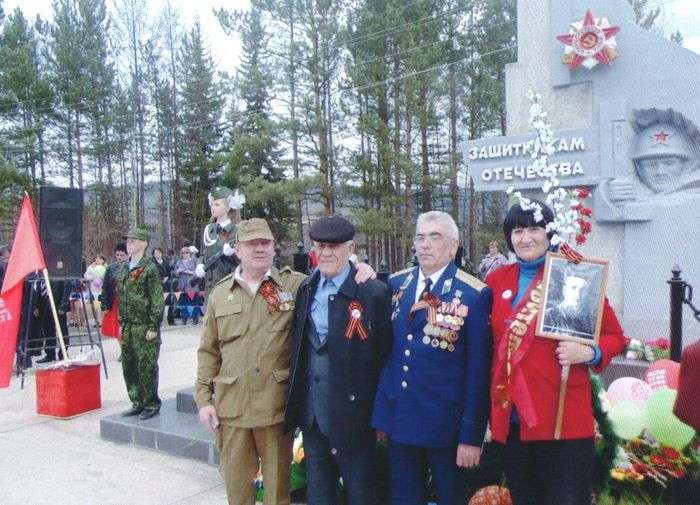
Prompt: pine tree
<box><xmin>227</xmin><ymin>4</ymin><xmax>280</xmax><ymax>182</ymax></box>
<box><xmin>178</xmin><ymin>20</ymin><xmax>224</xmax><ymax>245</ymax></box>
<box><xmin>0</xmin><ymin>8</ymin><xmax>53</xmax><ymax>184</ymax></box>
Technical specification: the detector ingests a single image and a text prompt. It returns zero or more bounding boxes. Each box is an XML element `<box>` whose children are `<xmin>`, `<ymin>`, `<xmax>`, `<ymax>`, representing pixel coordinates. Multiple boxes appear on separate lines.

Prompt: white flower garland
<box><xmin>506</xmin><ymin>90</ymin><xmax>593</xmax><ymax>248</ymax></box>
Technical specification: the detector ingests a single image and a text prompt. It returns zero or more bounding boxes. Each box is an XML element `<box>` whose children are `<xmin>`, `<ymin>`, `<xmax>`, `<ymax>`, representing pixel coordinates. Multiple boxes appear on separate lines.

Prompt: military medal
<box><xmin>441</xmin><ymin>278</ymin><xmax>452</xmax><ymax>295</ymax></box>
<box><xmin>259</xmin><ymin>280</ymin><xmax>282</xmax><ymax>312</ymax></box>
<box><xmin>431</xmin><ymin>339</ymin><xmax>439</xmax><ymax>347</ymax></box>
<box><xmin>422</xmin><ymin>335</ymin><xmax>431</xmax><ymax>345</ymax></box>
<box><xmin>345</xmin><ymin>300</ymin><xmax>369</xmax><ymax>341</ymax></box>
<box><xmin>447</xmin><ymin>343</ymin><xmax>455</xmax><ymax>352</ymax></box>
<box><xmin>439</xmin><ymin>341</ymin><xmax>448</xmax><ymax>350</ymax></box>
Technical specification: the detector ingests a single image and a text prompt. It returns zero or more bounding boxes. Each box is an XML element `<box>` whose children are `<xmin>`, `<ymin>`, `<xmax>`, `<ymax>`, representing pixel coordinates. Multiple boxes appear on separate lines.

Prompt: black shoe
<box><xmin>36</xmin><ymin>355</ymin><xmax>55</xmax><ymax>364</ymax></box>
<box><xmin>21</xmin><ymin>356</ymin><xmax>33</xmax><ymax>368</ymax></box>
<box><xmin>138</xmin><ymin>409</ymin><xmax>160</xmax><ymax>420</ymax></box>
<box><xmin>121</xmin><ymin>407</ymin><xmax>143</xmax><ymax>417</ymax></box>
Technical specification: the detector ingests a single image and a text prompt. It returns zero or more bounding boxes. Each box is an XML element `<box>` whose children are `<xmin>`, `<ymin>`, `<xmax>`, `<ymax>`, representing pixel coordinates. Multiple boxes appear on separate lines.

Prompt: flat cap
<box><xmin>209</xmin><ymin>186</ymin><xmax>233</xmax><ymax>200</ymax></box>
<box><xmin>309</xmin><ymin>215</ymin><xmax>355</xmax><ymax>243</ymax></box>
<box><xmin>236</xmin><ymin>218</ymin><xmax>274</xmax><ymax>242</ymax></box>
<box><xmin>123</xmin><ymin>227</ymin><xmax>150</xmax><ymax>242</ymax></box>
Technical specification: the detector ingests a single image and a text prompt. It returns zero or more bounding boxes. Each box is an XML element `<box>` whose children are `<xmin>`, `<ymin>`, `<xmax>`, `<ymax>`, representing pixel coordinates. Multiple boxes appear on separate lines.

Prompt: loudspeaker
<box><xmin>39</xmin><ymin>186</ymin><xmax>83</xmax><ymax>278</ymax></box>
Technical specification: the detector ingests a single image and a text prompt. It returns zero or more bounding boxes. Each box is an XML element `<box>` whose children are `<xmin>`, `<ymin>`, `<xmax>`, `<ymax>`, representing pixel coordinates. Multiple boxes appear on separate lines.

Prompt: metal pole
<box><xmin>668</xmin><ymin>264</ymin><xmax>684</xmax><ymax>362</ymax></box>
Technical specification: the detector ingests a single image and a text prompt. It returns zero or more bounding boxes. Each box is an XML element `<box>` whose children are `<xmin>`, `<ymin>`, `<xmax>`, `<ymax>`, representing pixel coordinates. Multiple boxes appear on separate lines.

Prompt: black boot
<box><xmin>138</xmin><ymin>409</ymin><xmax>160</xmax><ymax>420</ymax></box>
<box><xmin>121</xmin><ymin>407</ymin><xmax>143</xmax><ymax>417</ymax></box>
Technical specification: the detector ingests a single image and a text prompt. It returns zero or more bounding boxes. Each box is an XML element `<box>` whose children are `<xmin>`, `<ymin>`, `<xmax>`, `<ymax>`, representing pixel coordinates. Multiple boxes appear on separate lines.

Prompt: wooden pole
<box><xmin>41</xmin><ymin>269</ymin><xmax>68</xmax><ymax>360</ymax></box>
<box><xmin>554</xmin><ymin>364</ymin><xmax>570</xmax><ymax>440</ymax></box>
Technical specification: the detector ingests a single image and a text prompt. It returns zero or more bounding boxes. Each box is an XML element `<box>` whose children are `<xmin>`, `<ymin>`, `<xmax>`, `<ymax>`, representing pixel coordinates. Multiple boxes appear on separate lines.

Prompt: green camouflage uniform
<box><xmin>117</xmin><ymin>256</ymin><xmax>165</xmax><ymax>411</ymax></box>
<box><xmin>200</xmin><ymin>220</ymin><xmax>238</xmax><ymax>292</ymax></box>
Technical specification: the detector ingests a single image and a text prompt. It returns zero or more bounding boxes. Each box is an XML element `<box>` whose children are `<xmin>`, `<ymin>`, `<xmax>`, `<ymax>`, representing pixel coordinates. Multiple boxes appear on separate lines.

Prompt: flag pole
<box><xmin>41</xmin><ymin>269</ymin><xmax>68</xmax><ymax>360</ymax></box>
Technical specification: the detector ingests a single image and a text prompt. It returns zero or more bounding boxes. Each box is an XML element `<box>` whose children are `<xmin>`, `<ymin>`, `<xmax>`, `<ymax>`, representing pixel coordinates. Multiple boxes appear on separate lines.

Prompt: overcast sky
<box><xmin>4</xmin><ymin>0</ymin><xmax>700</xmax><ymax>73</ymax></box>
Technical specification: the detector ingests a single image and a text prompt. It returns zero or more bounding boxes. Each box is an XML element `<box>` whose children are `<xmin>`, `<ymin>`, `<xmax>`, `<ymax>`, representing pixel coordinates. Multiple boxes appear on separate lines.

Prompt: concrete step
<box><xmin>177</xmin><ymin>386</ymin><xmax>198</xmax><ymax>414</ymax></box>
<box><xmin>100</xmin><ymin>398</ymin><xmax>218</xmax><ymax>465</ymax></box>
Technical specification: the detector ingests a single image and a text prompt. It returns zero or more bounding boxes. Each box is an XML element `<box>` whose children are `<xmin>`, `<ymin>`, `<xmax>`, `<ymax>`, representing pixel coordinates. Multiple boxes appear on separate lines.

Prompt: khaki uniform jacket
<box><xmin>195</xmin><ymin>266</ymin><xmax>305</xmax><ymax>427</ymax></box>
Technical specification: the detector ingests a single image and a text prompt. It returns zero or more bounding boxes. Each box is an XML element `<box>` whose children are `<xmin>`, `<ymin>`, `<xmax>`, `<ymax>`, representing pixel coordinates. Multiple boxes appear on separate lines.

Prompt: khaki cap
<box><xmin>236</xmin><ymin>218</ymin><xmax>274</xmax><ymax>242</ymax></box>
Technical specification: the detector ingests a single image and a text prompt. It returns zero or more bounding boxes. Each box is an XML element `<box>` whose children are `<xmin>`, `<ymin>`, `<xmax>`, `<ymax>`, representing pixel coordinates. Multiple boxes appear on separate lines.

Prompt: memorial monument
<box><xmin>463</xmin><ymin>0</ymin><xmax>700</xmax><ymax>343</ymax></box>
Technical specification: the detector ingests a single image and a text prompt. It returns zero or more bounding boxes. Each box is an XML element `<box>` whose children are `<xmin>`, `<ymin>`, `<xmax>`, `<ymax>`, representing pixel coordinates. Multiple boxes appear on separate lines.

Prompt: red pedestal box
<box><xmin>36</xmin><ymin>364</ymin><xmax>102</xmax><ymax>418</ymax></box>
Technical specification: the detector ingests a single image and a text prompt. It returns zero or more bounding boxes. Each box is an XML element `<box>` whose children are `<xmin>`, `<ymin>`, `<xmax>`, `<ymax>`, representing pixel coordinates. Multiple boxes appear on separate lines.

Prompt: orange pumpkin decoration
<box><xmin>468</xmin><ymin>485</ymin><xmax>512</xmax><ymax>505</ymax></box>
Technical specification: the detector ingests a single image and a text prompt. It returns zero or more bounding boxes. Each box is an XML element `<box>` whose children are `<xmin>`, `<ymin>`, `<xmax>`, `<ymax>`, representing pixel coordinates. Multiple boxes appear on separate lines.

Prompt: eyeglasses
<box><xmin>180</xmin><ymin>251</ymin><xmax>190</xmax><ymax>255</ymax></box>
<box><xmin>413</xmin><ymin>232</ymin><xmax>445</xmax><ymax>244</ymax></box>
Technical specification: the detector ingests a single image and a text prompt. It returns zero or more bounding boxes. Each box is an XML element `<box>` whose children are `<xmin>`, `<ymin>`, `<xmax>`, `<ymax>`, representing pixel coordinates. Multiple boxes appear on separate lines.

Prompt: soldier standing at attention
<box><xmin>194</xmin><ymin>186</ymin><xmax>245</xmax><ymax>292</ymax></box>
<box><xmin>372</xmin><ymin>211</ymin><xmax>493</xmax><ymax>505</ymax></box>
<box><xmin>118</xmin><ymin>228</ymin><xmax>165</xmax><ymax>421</ymax></box>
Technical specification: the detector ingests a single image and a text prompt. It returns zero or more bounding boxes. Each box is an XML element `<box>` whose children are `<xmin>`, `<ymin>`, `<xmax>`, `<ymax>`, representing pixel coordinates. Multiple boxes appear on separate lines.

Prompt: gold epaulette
<box><xmin>389</xmin><ymin>266</ymin><xmax>414</xmax><ymax>279</ymax></box>
<box><xmin>455</xmin><ymin>269</ymin><xmax>487</xmax><ymax>292</ymax></box>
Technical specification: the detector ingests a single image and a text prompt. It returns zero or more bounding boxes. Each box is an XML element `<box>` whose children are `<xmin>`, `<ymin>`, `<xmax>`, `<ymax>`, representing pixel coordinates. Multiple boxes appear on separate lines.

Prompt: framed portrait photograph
<box><xmin>536</xmin><ymin>253</ymin><xmax>609</xmax><ymax>346</ymax></box>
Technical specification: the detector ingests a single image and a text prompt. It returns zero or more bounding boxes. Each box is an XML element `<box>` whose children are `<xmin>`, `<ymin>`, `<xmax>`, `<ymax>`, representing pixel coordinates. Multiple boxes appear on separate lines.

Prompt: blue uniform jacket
<box><xmin>372</xmin><ymin>262</ymin><xmax>493</xmax><ymax>447</ymax></box>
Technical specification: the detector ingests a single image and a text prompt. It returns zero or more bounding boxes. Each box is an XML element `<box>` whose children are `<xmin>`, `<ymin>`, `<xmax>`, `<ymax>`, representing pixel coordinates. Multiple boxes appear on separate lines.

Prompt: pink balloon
<box><xmin>646</xmin><ymin>359</ymin><xmax>681</xmax><ymax>390</ymax></box>
<box><xmin>607</xmin><ymin>377</ymin><xmax>653</xmax><ymax>407</ymax></box>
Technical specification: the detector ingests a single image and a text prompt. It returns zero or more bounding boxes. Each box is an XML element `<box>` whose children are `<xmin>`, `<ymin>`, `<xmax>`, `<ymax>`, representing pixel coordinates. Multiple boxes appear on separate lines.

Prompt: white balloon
<box><xmin>607</xmin><ymin>377</ymin><xmax>653</xmax><ymax>408</ymax></box>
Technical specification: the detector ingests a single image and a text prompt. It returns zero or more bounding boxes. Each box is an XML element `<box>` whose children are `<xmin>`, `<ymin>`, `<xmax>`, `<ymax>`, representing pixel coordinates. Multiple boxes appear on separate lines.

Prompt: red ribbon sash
<box><xmin>493</xmin><ymin>280</ymin><xmax>543</xmax><ymax>415</ymax></box>
<box><xmin>345</xmin><ymin>301</ymin><xmax>369</xmax><ymax>341</ymax></box>
<box><xmin>259</xmin><ymin>280</ymin><xmax>281</xmax><ymax>313</ymax></box>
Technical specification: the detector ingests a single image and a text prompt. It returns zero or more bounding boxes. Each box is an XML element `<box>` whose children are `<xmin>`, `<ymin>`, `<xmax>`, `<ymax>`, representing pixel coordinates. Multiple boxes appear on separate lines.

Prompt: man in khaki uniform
<box><xmin>196</xmin><ymin>218</ymin><xmax>304</xmax><ymax>505</ymax></box>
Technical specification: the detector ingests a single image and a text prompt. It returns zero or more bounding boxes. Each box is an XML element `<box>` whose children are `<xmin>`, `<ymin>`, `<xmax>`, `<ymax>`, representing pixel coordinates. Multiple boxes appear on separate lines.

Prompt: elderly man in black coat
<box><xmin>284</xmin><ymin>215</ymin><xmax>392</xmax><ymax>505</ymax></box>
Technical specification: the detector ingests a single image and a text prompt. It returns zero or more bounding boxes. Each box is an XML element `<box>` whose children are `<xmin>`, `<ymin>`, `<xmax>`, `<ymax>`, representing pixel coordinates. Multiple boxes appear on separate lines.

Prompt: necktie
<box><xmin>420</xmin><ymin>278</ymin><xmax>432</xmax><ymax>300</ymax></box>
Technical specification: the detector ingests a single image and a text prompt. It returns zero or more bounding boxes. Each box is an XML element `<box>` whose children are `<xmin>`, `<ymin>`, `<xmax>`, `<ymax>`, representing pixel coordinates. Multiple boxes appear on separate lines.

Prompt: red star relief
<box><xmin>557</xmin><ymin>9</ymin><xmax>620</xmax><ymax>70</ymax></box>
<box><xmin>653</xmin><ymin>130</ymin><xmax>671</xmax><ymax>143</ymax></box>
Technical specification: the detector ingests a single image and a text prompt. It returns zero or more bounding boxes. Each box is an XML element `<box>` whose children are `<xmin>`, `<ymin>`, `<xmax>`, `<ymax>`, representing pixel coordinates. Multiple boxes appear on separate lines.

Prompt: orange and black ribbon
<box><xmin>409</xmin><ymin>292</ymin><xmax>442</xmax><ymax>324</ymax></box>
<box><xmin>130</xmin><ymin>267</ymin><xmax>145</xmax><ymax>281</ymax></box>
<box><xmin>559</xmin><ymin>242</ymin><xmax>583</xmax><ymax>264</ymax></box>
<box><xmin>345</xmin><ymin>300</ymin><xmax>369</xmax><ymax>341</ymax></box>
<box><xmin>259</xmin><ymin>280</ymin><xmax>281</xmax><ymax>313</ymax></box>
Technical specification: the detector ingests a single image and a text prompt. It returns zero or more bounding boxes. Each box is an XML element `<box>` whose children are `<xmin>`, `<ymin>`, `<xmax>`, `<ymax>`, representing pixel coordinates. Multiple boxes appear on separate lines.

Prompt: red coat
<box><xmin>674</xmin><ymin>340</ymin><xmax>700</xmax><ymax>430</ymax></box>
<box><xmin>486</xmin><ymin>263</ymin><xmax>627</xmax><ymax>443</ymax></box>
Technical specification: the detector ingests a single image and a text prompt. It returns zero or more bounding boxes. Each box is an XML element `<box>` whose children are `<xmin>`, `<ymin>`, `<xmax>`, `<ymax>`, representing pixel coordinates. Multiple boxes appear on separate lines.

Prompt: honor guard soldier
<box><xmin>372</xmin><ymin>211</ymin><xmax>493</xmax><ymax>505</ymax></box>
<box><xmin>195</xmin><ymin>186</ymin><xmax>246</xmax><ymax>292</ymax></box>
<box><xmin>117</xmin><ymin>227</ymin><xmax>165</xmax><ymax>420</ymax></box>
<box><xmin>195</xmin><ymin>218</ymin><xmax>305</xmax><ymax>505</ymax></box>
<box><xmin>284</xmin><ymin>215</ymin><xmax>392</xmax><ymax>505</ymax></box>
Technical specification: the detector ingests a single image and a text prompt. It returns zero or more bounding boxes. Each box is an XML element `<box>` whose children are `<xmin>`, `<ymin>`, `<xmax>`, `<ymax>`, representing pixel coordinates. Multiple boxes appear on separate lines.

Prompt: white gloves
<box><xmin>189</xmin><ymin>245</ymin><xmax>199</xmax><ymax>254</ymax></box>
<box><xmin>222</xmin><ymin>242</ymin><xmax>235</xmax><ymax>257</ymax></box>
<box><xmin>228</xmin><ymin>189</ymin><xmax>246</xmax><ymax>210</ymax></box>
<box><xmin>195</xmin><ymin>264</ymin><xmax>206</xmax><ymax>278</ymax></box>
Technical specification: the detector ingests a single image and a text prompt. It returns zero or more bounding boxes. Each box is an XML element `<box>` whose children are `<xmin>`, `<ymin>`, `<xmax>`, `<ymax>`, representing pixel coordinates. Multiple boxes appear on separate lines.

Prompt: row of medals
<box><xmin>422</xmin><ymin>298</ymin><xmax>468</xmax><ymax>352</ymax></box>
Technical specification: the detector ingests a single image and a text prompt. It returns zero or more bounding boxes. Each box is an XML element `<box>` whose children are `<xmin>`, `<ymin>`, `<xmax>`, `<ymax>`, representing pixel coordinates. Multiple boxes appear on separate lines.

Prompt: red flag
<box><xmin>0</xmin><ymin>194</ymin><xmax>46</xmax><ymax>388</ymax></box>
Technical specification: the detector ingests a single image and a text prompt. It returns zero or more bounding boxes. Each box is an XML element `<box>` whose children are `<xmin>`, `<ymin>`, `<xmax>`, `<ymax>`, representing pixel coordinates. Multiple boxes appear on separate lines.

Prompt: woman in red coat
<box><xmin>486</xmin><ymin>201</ymin><xmax>627</xmax><ymax>505</ymax></box>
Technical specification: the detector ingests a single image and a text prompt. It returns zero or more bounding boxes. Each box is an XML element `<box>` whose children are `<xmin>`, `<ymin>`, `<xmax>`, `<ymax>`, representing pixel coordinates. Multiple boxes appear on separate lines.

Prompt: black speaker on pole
<box><xmin>39</xmin><ymin>186</ymin><xmax>83</xmax><ymax>279</ymax></box>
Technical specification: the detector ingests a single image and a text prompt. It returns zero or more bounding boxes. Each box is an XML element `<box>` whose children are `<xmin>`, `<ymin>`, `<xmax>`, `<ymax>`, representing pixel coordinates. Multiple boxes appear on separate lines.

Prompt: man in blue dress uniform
<box><xmin>372</xmin><ymin>211</ymin><xmax>493</xmax><ymax>505</ymax></box>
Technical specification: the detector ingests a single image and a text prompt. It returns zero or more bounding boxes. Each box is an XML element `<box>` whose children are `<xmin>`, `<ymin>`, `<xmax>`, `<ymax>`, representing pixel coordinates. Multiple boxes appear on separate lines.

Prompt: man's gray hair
<box><xmin>416</xmin><ymin>211</ymin><xmax>459</xmax><ymax>241</ymax></box>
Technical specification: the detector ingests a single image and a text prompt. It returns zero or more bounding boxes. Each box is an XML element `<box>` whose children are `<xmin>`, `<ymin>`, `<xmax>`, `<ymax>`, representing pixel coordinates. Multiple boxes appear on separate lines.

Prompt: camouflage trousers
<box><xmin>121</xmin><ymin>324</ymin><xmax>161</xmax><ymax>411</ymax></box>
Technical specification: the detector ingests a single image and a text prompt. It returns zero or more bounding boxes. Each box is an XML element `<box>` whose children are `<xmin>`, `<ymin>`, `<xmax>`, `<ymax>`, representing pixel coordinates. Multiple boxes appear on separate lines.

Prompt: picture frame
<box><xmin>536</xmin><ymin>252</ymin><xmax>609</xmax><ymax>346</ymax></box>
